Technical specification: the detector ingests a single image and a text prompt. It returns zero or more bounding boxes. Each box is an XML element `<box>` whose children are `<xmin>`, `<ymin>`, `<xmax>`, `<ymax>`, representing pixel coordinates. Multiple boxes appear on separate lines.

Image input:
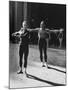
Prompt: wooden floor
<box><xmin>9</xmin><ymin>44</ymin><xmax>66</xmax><ymax>89</ymax></box>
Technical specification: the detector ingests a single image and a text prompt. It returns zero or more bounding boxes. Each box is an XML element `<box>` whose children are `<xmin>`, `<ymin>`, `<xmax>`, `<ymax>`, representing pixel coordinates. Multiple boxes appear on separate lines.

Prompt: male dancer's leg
<box><xmin>39</xmin><ymin>43</ymin><xmax>43</xmax><ymax>62</ymax></box>
<box><xmin>24</xmin><ymin>45</ymin><xmax>29</xmax><ymax>74</ymax></box>
<box><xmin>44</xmin><ymin>46</ymin><xmax>47</xmax><ymax>62</ymax></box>
<box><xmin>43</xmin><ymin>41</ymin><xmax>48</xmax><ymax>67</ymax></box>
<box><xmin>18</xmin><ymin>45</ymin><xmax>23</xmax><ymax>73</ymax></box>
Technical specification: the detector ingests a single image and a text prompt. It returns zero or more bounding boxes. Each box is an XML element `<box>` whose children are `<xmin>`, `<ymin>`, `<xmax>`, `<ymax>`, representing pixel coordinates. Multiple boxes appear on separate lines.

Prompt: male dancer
<box><xmin>38</xmin><ymin>21</ymin><xmax>49</xmax><ymax>67</ymax></box>
<box><xmin>12</xmin><ymin>21</ymin><xmax>30</xmax><ymax>74</ymax></box>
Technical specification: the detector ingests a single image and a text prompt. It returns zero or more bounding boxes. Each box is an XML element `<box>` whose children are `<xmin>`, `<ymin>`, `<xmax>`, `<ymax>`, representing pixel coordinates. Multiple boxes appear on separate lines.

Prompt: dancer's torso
<box><xmin>20</xmin><ymin>29</ymin><xmax>30</xmax><ymax>45</ymax></box>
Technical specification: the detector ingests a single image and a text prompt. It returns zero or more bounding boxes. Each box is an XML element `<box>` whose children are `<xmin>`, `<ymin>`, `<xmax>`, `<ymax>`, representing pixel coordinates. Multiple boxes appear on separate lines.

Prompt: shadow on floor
<box><xmin>26</xmin><ymin>74</ymin><xmax>66</xmax><ymax>86</ymax></box>
<box><xmin>48</xmin><ymin>66</ymin><xmax>66</xmax><ymax>73</ymax></box>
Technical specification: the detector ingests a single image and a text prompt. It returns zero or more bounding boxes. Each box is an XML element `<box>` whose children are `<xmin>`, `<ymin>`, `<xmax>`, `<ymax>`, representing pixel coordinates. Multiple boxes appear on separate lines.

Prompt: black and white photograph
<box><xmin>9</xmin><ymin>0</ymin><xmax>66</xmax><ymax>89</ymax></box>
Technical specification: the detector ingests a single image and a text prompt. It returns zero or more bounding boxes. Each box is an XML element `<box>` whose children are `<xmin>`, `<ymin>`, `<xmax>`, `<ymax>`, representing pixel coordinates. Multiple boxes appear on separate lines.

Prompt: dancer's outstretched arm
<box><xmin>12</xmin><ymin>28</ymin><xmax>24</xmax><ymax>37</ymax></box>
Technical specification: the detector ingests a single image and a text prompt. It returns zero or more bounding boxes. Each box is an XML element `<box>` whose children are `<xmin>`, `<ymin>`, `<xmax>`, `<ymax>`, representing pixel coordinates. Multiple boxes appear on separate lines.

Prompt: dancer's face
<box><xmin>23</xmin><ymin>24</ymin><xmax>27</xmax><ymax>30</ymax></box>
<box><xmin>22</xmin><ymin>21</ymin><xmax>27</xmax><ymax>30</ymax></box>
<box><xmin>40</xmin><ymin>21</ymin><xmax>45</xmax><ymax>30</ymax></box>
<box><xmin>41</xmin><ymin>24</ymin><xmax>45</xmax><ymax>30</ymax></box>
